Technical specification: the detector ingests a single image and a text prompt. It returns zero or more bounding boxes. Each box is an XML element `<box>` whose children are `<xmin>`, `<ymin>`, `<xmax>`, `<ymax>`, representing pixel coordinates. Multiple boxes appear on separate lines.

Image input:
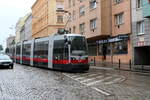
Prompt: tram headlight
<box><xmin>71</xmin><ymin>57</ymin><xmax>76</xmax><ymax>60</ymax></box>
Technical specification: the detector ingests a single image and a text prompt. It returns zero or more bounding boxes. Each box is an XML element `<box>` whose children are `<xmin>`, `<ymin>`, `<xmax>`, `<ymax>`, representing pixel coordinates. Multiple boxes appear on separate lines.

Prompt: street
<box><xmin>0</xmin><ymin>64</ymin><xmax>150</xmax><ymax>100</ymax></box>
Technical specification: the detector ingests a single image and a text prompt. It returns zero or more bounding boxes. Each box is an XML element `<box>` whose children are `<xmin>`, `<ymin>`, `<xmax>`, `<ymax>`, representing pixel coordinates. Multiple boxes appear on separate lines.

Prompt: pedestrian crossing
<box><xmin>63</xmin><ymin>72</ymin><xmax>125</xmax><ymax>86</ymax></box>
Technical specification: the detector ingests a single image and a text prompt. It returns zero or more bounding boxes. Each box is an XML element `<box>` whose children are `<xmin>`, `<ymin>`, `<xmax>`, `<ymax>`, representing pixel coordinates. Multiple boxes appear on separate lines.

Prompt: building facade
<box><xmin>132</xmin><ymin>0</ymin><xmax>150</xmax><ymax>65</ymax></box>
<box><xmin>65</xmin><ymin>0</ymin><xmax>132</xmax><ymax>65</ymax></box>
<box><xmin>6</xmin><ymin>36</ymin><xmax>15</xmax><ymax>48</ymax></box>
<box><xmin>16</xmin><ymin>14</ymin><xmax>30</xmax><ymax>42</ymax></box>
<box><xmin>24</xmin><ymin>13</ymin><xmax>32</xmax><ymax>40</ymax></box>
<box><xmin>32</xmin><ymin>0</ymin><xmax>65</xmax><ymax>38</ymax></box>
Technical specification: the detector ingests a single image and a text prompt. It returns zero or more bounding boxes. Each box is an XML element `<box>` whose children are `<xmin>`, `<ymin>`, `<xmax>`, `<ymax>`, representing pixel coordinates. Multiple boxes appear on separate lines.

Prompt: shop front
<box><xmin>88</xmin><ymin>34</ymin><xmax>131</xmax><ymax>66</ymax></box>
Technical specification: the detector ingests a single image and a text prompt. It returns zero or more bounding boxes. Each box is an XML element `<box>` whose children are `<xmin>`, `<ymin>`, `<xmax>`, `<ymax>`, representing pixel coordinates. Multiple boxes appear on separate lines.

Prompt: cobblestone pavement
<box><xmin>0</xmin><ymin>64</ymin><xmax>150</xmax><ymax>100</ymax></box>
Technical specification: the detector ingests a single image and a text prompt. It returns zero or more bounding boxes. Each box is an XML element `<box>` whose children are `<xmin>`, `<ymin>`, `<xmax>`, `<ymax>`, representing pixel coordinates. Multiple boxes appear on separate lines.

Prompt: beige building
<box><xmin>32</xmin><ymin>0</ymin><xmax>65</xmax><ymax>38</ymax></box>
<box><xmin>15</xmin><ymin>14</ymin><xmax>30</xmax><ymax>43</ymax></box>
<box><xmin>65</xmin><ymin>0</ymin><xmax>132</xmax><ymax>65</ymax></box>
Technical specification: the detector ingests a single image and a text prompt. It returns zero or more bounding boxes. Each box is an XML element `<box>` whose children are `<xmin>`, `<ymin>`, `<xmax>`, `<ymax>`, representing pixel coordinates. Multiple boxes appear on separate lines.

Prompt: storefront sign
<box><xmin>138</xmin><ymin>41</ymin><xmax>145</xmax><ymax>46</ymax></box>
<box><xmin>96</xmin><ymin>34</ymin><xmax>129</xmax><ymax>44</ymax></box>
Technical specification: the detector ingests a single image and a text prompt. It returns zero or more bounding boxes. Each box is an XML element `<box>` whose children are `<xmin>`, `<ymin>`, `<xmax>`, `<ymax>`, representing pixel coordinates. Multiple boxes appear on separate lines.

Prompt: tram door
<box><xmin>33</xmin><ymin>40</ymin><xmax>49</xmax><ymax>68</ymax></box>
<box><xmin>53</xmin><ymin>38</ymin><xmax>69</xmax><ymax>70</ymax></box>
<box><xmin>16</xmin><ymin>43</ymin><xmax>21</xmax><ymax>63</ymax></box>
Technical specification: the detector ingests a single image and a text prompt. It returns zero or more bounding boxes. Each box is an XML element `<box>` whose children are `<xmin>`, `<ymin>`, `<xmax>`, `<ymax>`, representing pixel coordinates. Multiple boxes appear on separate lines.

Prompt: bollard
<box><xmin>119</xmin><ymin>59</ymin><xmax>121</xmax><ymax>70</ymax></box>
<box><xmin>94</xmin><ymin>57</ymin><xmax>96</xmax><ymax>66</ymax></box>
<box><xmin>129</xmin><ymin>59</ymin><xmax>132</xmax><ymax>71</ymax></box>
<box><xmin>141</xmin><ymin>65</ymin><xmax>144</xmax><ymax>72</ymax></box>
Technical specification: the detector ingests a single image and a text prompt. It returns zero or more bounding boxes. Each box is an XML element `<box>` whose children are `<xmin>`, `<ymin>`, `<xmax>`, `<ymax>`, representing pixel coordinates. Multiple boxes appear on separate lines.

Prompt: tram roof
<box><xmin>65</xmin><ymin>33</ymin><xmax>84</xmax><ymax>37</ymax></box>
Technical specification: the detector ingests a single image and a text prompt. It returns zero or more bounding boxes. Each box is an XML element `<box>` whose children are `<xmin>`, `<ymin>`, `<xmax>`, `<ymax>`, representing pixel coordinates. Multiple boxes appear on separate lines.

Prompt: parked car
<box><xmin>0</xmin><ymin>54</ymin><xmax>13</xmax><ymax>69</ymax></box>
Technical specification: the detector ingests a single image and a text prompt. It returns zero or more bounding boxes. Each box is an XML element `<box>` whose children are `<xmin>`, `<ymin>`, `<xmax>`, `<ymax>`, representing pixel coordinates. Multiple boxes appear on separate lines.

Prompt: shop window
<box><xmin>88</xmin><ymin>44</ymin><xmax>97</xmax><ymax>56</ymax></box>
<box><xmin>113</xmin><ymin>40</ymin><xmax>128</xmax><ymax>54</ymax></box>
<box><xmin>98</xmin><ymin>44</ymin><xmax>111</xmax><ymax>55</ymax></box>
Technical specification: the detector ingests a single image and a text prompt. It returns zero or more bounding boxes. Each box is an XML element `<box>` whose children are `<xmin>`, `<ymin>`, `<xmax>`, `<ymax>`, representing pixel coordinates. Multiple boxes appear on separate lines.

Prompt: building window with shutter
<box><xmin>89</xmin><ymin>0</ymin><xmax>97</xmax><ymax>9</ymax></box>
<box><xmin>137</xmin><ymin>0</ymin><xmax>142</xmax><ymax>8</ymax></box>
<box><xmin>115</xmin><ymin>13</ymin><xmax>124</xmax><ymax>25</ymax></box>
<box><xmin>57</xmin><ymin>15</ymin><xmax>63</xmax><ymax>23</ymax></box>
<box><xmin>73</xmin><ymin>26</ymin><xmax>76</xmax><ymax>33</ymax></box>
<box><xmin>72</xmin><ymin>10</ymin><xmax>76</xmax><ymax>20</ymax></box>
<box><xmin>56</xmin><ymin>1</ymin><xmax>64</xmax><ymax>11</ymax></box>
<box><xmin>79</xmin><ymin>6</ymin><xmax>85</xmax><ymax>16</ymax></box>
<box><xmin>114</xmin><ymin>0</ymin><xmax>123</xmax><ymax>4</ymax></box>
<box><xmin>137</xmin><ymin>21</ymin><xmax>144</xmax><ymax>35</ymax></box>
<box><xmin>79</xmin><ymin>23</ymin><xmax>85</xmax><ymax>34</ymax></box>
<box><xmin>90</xmin><ymin>18</ymin><xmax>97</xmax><ymax>30</ymax></box>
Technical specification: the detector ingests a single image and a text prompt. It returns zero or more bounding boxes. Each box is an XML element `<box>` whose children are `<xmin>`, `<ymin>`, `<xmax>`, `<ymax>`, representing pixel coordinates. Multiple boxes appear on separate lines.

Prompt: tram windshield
<box><xmin>69</xmin><ymin>36</ymin><xmax>88</xmax><ymax>56</ymax></box>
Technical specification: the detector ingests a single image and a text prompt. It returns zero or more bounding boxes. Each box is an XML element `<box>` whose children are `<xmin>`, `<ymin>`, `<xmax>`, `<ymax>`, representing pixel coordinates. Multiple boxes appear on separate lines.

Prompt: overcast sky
<box><xmin>0</xmin><ymin>0</ymin><xmax>36</xmax><ymax>49</ymax></box>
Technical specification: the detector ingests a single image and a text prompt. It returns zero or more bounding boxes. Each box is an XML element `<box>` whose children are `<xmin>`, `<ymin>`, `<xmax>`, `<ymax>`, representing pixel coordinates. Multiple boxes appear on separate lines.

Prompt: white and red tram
<box><xmin>8</xmin><ymin>31</ymin><xmax>89</xmax><ymax>71</ymax></box>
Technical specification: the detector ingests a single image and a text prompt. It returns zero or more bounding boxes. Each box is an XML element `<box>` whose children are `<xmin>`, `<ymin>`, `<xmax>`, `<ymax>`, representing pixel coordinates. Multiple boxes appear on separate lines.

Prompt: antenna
<box><xmin>64</xmin><ymin>12</ymin><xmax>71</xmax><ymax>29</ymax></box>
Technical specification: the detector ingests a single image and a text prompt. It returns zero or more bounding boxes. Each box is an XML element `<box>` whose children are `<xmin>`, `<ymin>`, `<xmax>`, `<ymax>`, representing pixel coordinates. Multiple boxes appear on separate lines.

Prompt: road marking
<box><xmin>105</xmin><ymin>77</ymin><xmax>122</xmax><ymax>85</ymax></box>
<box><xmin>75</xmin><ymin>73</ymin><xmax>100</xmax><ymax>80</ymax></box>
<box><xmin>86</xmin><ymin>76</ymin><xmax>113</xmax><ymax>86</ymax></box>
<box><xmin>80</xmin><ymin>75</ymin><xmax>104</xmax><ymax>83</ymax></box>
<box><xmin>63</xmin><ymin>73</ymin><xmax>125</xmax><ymax>96</ymax></box>
<box><xmin>92</xmin><ymin>87</ymin><xmax>111</xmax><ymax>96</ymax></box>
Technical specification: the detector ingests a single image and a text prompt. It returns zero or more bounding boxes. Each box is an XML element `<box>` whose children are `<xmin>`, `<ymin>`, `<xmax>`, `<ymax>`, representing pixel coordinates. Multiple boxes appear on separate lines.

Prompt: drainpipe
<box><xmin>109</xmin><ymin>0</ymin><xmax>113</xmax><ymax>66</ymax></box>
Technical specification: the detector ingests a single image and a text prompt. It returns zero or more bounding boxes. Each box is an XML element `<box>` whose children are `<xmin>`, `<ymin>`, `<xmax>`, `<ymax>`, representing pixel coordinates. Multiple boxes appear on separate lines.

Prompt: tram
<box><xmin>8</xmin><ymin>30</ymin><xmax>89</xmax><ymax>71</ymax></box>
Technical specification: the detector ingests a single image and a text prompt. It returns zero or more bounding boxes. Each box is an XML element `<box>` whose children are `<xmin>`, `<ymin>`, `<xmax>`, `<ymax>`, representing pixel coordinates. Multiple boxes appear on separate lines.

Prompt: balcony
<box><xmin>142</xmin><ymin>0</ymin><xmax>150</xmax><ymax>18</ymax></box>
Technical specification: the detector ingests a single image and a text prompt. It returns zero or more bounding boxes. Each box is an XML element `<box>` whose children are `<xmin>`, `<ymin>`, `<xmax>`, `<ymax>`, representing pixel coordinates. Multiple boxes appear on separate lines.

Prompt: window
<box><xmin>68</xmin><ymin>0</ymin><xmax>71</xmax><ymax>7</ymax></box>
<box><xmin>73</xmin><ymin>0</ymin><xmax>75</xmax><ymax>6</ymax></box>
<box><xmin>80</xmin><ymin>0</ymin><xmax>84</xmax><ymax>2</ymax></box>
<box><xmin>90</xmin><ymin>0</ymin><xmax>97</xmax><ymax>9</ymax></box>
<box><xmin>98</xmin><ymin>44</ymin><xmax>111</xmax><ymax>55</ymax></box>
<box><xmin>113</xmin><ymin>40</ymin><xmax>128</xmax><ymax>54</ymax></box>
<box><xmin>69</xmin><ymin>28</ymin><xmax>71</xmax><ymax>33</ymax></box>
<box><xmin>57</xmin><ymin>15</ymin><xmax>63</xmax><ymax>23</ymax></box>
<box><xmin>53</xmin><ymin>39</ymin><xmax>68</xmax><ymax>60</ymax></box>
<box><xmin>88</xmin><ymin>44</ymin><xmax>97</xmax><ymax>56</ymax></box>
<box><xmin>90</xmin><ymin>18</ymin><xmax>97</xmax><ymax>30</ymax></box>
<box><xmin>73</xmin><ymin>26</ymin><xmax>76</xmax><ymax>33</ymax></box>
<box><xmin>72</xmin><ymin>10</ymin><xmax>76</xmax><ymax>20</ymax></box>
<box><xmin>56</xmin><ymin>1</ymin><xmax>64</xmax><ymax>10</ymax></box>
<box><xmin>137</xmin><ymin>21</ymin><xmax>144</xmax><ymax>35</ymax></box>
<box><xmin>22</xmin><ymin>43</ymin><xmax>31</xmax><ymax>57</ymax></box>
<box><xmin>79</xmin><ymin>6</ymin><xmax>85</xmax><ymax>16</ymax></box>
<box><xmin>115</xmin><ymin>13</ymin><xmax>124</xmax><ymax>25</ymax></box>
<box><xmin>34</xmin><ymin>41</ymin><xmax>48</xmax><ymax>67</ymax></box>
<box><xmin>79</xmin><ymin>23</ymin><xmax>85</xmax><ymax>34</ymax></box>
<box><xmin>137</xmin><ymin>0</ymin><xmax>142</xmax><ymax>8</ymax></box>
<box><xmin>114</xmin><ymin>0</ymin><xmax>122</xmax><ymax>4</ymax></box>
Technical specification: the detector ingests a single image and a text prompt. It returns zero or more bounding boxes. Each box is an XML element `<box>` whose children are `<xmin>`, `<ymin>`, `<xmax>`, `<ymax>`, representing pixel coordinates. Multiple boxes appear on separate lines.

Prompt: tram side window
<box><xmin>23</xmin><ymin>44</ymin><xmax>31</xmax><ymax>57</ymax></box>
<box><xmin>16</xmin><ymin>45</ymin><xmax>21</xmax><ymax>56</ymax></box>
<box><xmin>34</xmin><ymin>41</ymin><xmax>48</xmax><ymax>58</ymax></box>
<box><xmin>53</xmin><ymin>40</ymin><xmax>68</xmax><ymax>60</ymax></box>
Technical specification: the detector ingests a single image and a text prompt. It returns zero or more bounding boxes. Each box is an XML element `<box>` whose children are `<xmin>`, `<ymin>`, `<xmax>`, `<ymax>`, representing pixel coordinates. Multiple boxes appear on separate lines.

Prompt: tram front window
<box><xmin>69</xmin><ymin>36</ymin><xmax>88</xmax><ymax>56</ymax></box>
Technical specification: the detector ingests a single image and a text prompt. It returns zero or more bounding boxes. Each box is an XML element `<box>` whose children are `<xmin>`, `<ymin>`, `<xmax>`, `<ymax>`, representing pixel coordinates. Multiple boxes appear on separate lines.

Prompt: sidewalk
<box><xmin>90</xmin><ymin>62</ymin><xmax>150</xmax><ymax>73</ymax></box>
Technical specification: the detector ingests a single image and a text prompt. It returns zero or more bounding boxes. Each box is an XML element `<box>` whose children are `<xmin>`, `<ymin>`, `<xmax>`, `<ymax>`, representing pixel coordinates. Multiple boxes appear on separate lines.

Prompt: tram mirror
<box><xmin>65</xmin><ymin>39</ymin><xmax>71</xmax><ymax>44</ymax></box>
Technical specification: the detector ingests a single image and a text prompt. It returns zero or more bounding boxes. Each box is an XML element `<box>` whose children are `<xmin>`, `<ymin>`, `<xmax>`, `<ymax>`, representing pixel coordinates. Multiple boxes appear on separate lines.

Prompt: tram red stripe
<box><xmin>22</xmin><ymin>57</ymin><xmax>30</xmax><ymax>61</ymax></box>
<box><xmin>53</xmin><ymin>60</ymin><xmax>69</xmax><ymax>64</ymax></box>
<box><xmin>33</xmin><ymin>58</ymin><xmax>48</xmax><ymax>63</ymax></box>
<box><xmin>71</xmin><ymin>60</ymin><xmax>88</xmax><ymax>64</ymax></box>
<box><xmin>53</xmin><ymin>60</ymin><xmax>88</xmax><ymax>64</ymax></box>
